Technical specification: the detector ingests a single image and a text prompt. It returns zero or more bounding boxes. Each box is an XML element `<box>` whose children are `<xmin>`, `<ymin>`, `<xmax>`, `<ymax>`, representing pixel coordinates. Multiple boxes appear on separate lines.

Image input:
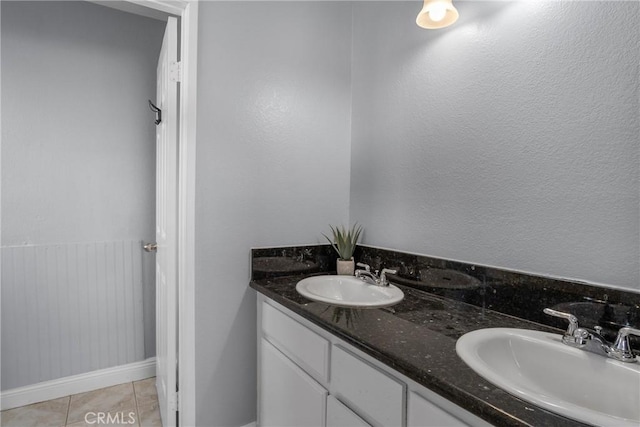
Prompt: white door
<box><xmin>155</xmin><ymin>16</ymin><xmax>179</xmax><ymax>427</ymax></box>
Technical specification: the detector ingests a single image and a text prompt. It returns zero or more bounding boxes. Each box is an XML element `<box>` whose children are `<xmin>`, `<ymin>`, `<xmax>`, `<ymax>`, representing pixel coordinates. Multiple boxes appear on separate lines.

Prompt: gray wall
<box><xmin>2</xmin><ymin>1</ymin><xmax>161</xmax><ymax>247</ymax></box>
<box><xmin>350</xmin><ymin>1</ymin><xmax>639</xmax><ymax>290</ymax></box>
<box><xmin>1</xmin><ymin>1</ymin><xmax>165</xmax><ymax>383</ymax></box>
<box><xmin>192</xmin><ymin>1</ymin><xmax>638</xmax><ymax>424</ymax></box>
<box><xmin>195</xmin><ymin>2</ymin><xmax>352</xmax><ymax>425</ymax></box>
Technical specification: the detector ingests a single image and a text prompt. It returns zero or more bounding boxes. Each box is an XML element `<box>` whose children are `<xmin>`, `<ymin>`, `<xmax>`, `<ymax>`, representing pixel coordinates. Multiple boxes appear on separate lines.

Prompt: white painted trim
<box><xmin>0</xmin><ymin>358</ymin><xmax>156</xmax><ymax>411</ymax></box>
<box><xmin>241</xmin><ymin>423</ymin><xmax>257</xmax><ymax>427</ymax></box>
<box><xmin>176</xmin><ymin>2</ymin><xmax>198</xmax><ymax>426</ymax></box>
<box><xmin>93</xmin><ymin>0</ymin><xmax>188</xmax><ymax>18</ymax></box>
<box><xmin>120</xmin><ymin>2</ymin><xmax>199</xmax><ymax>427</ymax></box>
<box><xmin>86</xmin><ymin>1</ymin><xmax>173</xmax><ymax>21</ymax></box>
<box><xmin>126</xmin><ymin>0</ymin><xmax>187</xmax><ymax>16</ymax></box>
<box><xmin>0</xmin><ymin>1</ymin><xmax>3</xmax><ymax>399</ymax></box>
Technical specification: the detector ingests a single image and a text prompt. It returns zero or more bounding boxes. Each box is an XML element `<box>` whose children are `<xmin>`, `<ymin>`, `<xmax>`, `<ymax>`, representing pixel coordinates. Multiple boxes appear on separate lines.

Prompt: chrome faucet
<box><xmin>355</xmin><ymin>263</ymin><xmax>397</xmax><ymax>287</ymax></box>
<box><xmin>611</xmin><ymin>327</ymin><xmax>640</xmax><ymax>362</ymax></box>
<box><xmin>544</xmin><ymin>308</ymin><xmax>640</xmax><ymax>363</ymax></box>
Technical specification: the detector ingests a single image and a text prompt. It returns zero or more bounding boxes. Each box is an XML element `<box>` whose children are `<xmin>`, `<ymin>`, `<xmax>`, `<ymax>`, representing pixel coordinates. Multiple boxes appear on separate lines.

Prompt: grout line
<box><xmin>132</xmin><ymin>381</ymin><xmax>140</xmax><ymax>427</ymax></box>
<box><xmin>64</xmin><ymin>395</ymin><xmax>71</xmax><ymax>427</ymax></box>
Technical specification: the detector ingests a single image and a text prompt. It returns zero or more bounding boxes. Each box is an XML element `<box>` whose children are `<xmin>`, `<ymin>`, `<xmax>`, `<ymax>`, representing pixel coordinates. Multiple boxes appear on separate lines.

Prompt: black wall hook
<box><xmin>148</xmin><ymin>100</ymin><xmax>162</xmax><ymax>125</ymax></box>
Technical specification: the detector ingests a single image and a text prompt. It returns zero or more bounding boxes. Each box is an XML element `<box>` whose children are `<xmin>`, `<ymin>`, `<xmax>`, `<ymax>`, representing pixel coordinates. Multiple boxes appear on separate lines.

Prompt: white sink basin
<box><xmin>456</xmin><ymin>328</ymin><xmax>640</xmax><ymax>427</ymax></box>
<box><xmin>296</xmin><ymin>275</ymin><xmax>404</xmax><ymax>308</ymax></box>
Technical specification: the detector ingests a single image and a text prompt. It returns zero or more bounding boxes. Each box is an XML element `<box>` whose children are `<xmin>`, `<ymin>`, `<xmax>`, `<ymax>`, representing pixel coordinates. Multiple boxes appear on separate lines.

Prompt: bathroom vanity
<box><xmin>250</xmin><ymin>245</ymin><xmax>640</xmax><ymax>427</ymax></box>
<box><xmin>257</xmin><ymin>294</ymin><xmax>491</xmax><ymax>427</ymax></box>
<box><xmin>252</xmin><ymin>276</ymin><xmax>582</xmax><ymax>426</ymax></box>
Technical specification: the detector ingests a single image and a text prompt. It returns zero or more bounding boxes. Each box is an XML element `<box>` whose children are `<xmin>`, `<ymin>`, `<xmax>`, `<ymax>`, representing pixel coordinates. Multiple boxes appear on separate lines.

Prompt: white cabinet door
<box><xmin>259</xmin><ymin>338</ymin><xmax>327</xmax><ymax>427</ymax></box>
<box><xmin>408</xmin><ymin>391</ymin><xmax>469</xmax><ymax>427</ymax></box>
<box><xmin>327</xmin><ymin>396</ymin><xmax>371</xmax><ymax>427</ymax></box>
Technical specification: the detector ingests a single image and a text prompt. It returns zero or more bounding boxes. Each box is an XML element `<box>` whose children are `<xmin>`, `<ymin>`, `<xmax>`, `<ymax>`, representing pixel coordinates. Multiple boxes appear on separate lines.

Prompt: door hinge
<box><xmin>170</xmin><ymin>61</ymin><xmax>182</xmax><ymax>83</ymax></box>
<box><xmin>170</xmin><ymin>391</ymin><xmax>180</xmax><ymax>412</ymax></box>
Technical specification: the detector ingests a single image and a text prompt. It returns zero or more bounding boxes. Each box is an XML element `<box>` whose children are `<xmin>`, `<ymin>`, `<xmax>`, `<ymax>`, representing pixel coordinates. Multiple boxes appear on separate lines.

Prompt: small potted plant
<box><xmin>323</xmin><ymin>224</ymin><xmax>363</xmax><ymax>275</ymax></box>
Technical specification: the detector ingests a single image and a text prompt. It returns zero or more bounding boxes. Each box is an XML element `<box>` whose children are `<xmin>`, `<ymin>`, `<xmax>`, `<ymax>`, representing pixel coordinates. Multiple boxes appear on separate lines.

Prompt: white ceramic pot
<box><xmin>336</xmin><ymin>258</ymin><xmax>355</xmax><ymax>276</ymax></box>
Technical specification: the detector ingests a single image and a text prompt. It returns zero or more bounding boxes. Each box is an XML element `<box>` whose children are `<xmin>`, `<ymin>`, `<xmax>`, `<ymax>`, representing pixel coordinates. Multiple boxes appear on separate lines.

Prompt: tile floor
<box><xmin>1</xmin><ymin>378</ymin><xmax>161</xmax><ymax>427</ymax></box>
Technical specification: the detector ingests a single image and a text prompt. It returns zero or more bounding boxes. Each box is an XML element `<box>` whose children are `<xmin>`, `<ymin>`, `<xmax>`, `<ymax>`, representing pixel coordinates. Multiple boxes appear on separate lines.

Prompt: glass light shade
<box><xmin>416</xmin><ymin>0</ymin><xmax>459</xmax><ymax>29</ymax></box>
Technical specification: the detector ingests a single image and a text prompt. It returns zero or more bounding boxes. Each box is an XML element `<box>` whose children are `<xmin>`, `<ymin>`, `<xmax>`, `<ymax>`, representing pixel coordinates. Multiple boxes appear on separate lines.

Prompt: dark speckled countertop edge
<box><xmin>250</xmin><ymin>275</ymin><xmax>588</xmax><ymax>427</ymax></box>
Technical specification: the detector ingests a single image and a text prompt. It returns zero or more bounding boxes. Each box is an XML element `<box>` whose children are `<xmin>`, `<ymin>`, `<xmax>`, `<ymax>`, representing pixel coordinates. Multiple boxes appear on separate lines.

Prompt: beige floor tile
<box><xmin>0</xmin><ymin>396</ymin><xmax>69</xmax><ymax>427</ymax></box>
<box><xmin>137</xmin><ymin>402</ymin><xmax>162</xmax><ymax>427</ymax></box>
<box><xmin>132</xmin><ymin>378</ymin><xmax>157</xmax><ymax>408</ymax></box>
<box><xmin>67</xmin><ymin>383</ymin><xmax>136</xmax><ymax>425</ymax></box>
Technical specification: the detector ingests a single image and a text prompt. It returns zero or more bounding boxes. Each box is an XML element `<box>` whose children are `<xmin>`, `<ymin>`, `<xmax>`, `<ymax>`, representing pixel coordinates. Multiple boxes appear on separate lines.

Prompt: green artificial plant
<box><xmin>323</xmin><ymin>224</ymin><xmax>363</xmax><ymax>261</ymax></box>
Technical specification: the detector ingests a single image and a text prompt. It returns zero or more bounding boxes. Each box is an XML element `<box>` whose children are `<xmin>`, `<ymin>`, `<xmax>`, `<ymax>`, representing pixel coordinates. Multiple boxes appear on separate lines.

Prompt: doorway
<box><xmin>0</xmin><ymin>1</ymin><xmax>198</xmax><ymax>425</ymax></box>
<box><xmin>0</xmin><ymin>1</ymin><xmax>197</xmax><ymax>424</ymax></box>
<box><xmin>1</xmin><ymin>0</ymin><xmax>162</xmax><ymax>386</ymax></box>
<box><xmin>2</xmin><ymin>2</ymin><xmax>197</xmax><ymax>427</ymax></box>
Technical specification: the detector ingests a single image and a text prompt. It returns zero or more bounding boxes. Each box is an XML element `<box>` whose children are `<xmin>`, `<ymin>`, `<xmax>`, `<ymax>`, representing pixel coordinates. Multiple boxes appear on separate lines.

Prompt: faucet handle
<box><xmin>380</xmin><ymin>268</ymin><xmax>397</xmax><ymax>285</ymax></box>
<box><xmin>543</xmin><ymin>308</ymin><xmax>579</xmax><ymax>336</ymax></box>
<box><xmin>610</xmin><ymin>327</ymin><xmax>640</xmax><ymax>362</ymax></box>
<box><xmin>356</xmin><ymin>262</ymin><xmax>371</xmax><ymax>272</ymax></box>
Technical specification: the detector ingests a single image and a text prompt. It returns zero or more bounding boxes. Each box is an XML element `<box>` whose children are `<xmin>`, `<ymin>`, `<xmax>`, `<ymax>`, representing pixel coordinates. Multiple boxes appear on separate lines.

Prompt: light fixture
<box><xmin>416</xmin><ymin>0</ymin><xmax>459</xmax><ymax>29</ymax></box>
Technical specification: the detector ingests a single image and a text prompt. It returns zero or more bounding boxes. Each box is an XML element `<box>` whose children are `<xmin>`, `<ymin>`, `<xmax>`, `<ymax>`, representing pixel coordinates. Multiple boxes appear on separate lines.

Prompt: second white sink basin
<box><xmin>296</xmin><ymin>275</ymin><xmax>404</xmax><ymax>308</ymax></box>
<box><xmin>456</xmin><ymin>328</ymin><xmax>640</xmax><ymax>427</ymax></box>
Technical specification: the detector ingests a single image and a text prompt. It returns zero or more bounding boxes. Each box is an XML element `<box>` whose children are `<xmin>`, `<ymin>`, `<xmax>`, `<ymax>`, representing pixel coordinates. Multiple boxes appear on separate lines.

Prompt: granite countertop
<box><xmin>251</xmin><ymin>274</ymin><xmax>588</xmax><ymax>427</ymax></box>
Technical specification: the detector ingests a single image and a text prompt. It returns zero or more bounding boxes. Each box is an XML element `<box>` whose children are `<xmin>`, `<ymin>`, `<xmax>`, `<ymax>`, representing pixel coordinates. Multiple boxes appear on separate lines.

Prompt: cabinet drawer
<box><xmin>262</xmin><ymin>301</ymin><xmax>330</xmax><ymax>382</ymax></box>
<box><xmin>331</xmin><ymin>345</ymin><xmax>405</xmax><ymax>426</ymax></box>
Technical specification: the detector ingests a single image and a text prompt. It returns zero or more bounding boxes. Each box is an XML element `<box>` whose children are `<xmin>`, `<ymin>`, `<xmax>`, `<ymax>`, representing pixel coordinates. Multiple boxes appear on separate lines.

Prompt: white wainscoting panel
<box><xmin>1</xmin><ymin>240</ymin><xmax>146</xmax><ymax>390</ymax></box>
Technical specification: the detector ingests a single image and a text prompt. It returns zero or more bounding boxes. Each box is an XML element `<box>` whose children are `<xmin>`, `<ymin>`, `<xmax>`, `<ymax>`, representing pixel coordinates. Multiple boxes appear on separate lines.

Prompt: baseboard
<box><xmin>241</xmin><ymin>423</ymin><xmax>256</xmax><ymax>427</ymax></box>
<box><xmin>1</xmin><ymin>357</ymin><xmax>156</xmax><ymax>410</ymax></box>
